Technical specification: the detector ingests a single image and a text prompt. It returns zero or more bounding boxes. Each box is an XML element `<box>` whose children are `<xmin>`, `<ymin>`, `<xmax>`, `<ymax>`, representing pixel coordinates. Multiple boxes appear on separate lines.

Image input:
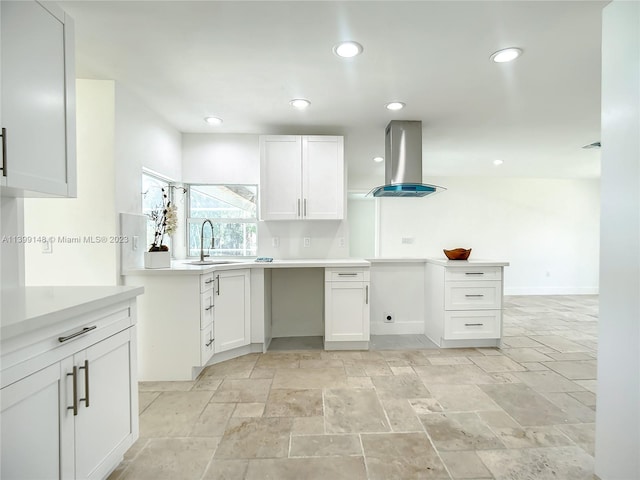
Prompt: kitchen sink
<box><xmin>187</xmin><ymin>260</ymin><xmax>234</xmax><ymax>265</ymax></box>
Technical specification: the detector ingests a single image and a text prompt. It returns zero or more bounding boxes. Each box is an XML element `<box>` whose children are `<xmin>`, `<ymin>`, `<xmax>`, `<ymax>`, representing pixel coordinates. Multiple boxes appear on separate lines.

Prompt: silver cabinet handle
<box><xmin>205</xmin><ymin>304</ymin><xmax>213</xmax><ymax>311</ymax></box>
<box><xmin>338</xmin><ymin>273</ymin><xmax>358</xmax><ymax>276</ymax></box>
<box><xmin>465</xmin><ymin>323</ymin><xmax>484</xmax><ymax>326</ymax></box>
<box><xmin>205</xmin><ymin>337</ymin><xmax>214</xmax><ymax>347</ymax></box>
<box><xmin>205</xmin><ymin>278</ymin><xmax>214</xmax><ymax>284</ymax></box>
<box><xmin>297</xmin><ymin>199</ymin><xmax>301</xmax><ymax>217</ymax></box>
<box><xmin>1</xmin><ymin>127</ymin><xmax>6</xmax><ymax>177</ymax></box>
<box><xmin>79</xmin><ymin>360</ymin><xmax>89</xmax><ymax>408</ymax></box>
<box><xmin>216</xmin><ymin>275</ymin><xmax>220</xmax><ymax>295</ymax></box>
<box><xmin>465</xmin><ymin>272</ymin><xmax>484</xmax><ymax>275</ymax></box>
<box><xmin>465</xmin><ymin>294</ymin><xmax>484</xmax><ymax>297</ymax></box>
<box><xmin>67</xmin><ymin>366</ymin><xmax>78</xmax><ymax>416</ymax></box>
<box><xmin>304</xmin><ymin>198</ymin><xmax>307</xmax><ymax>217</ymax></box>
<box><xmin>365</xmin><ymin>285</ymin><xmax>369</xmax><ymax>304</ymax></box>
<box><xmin>58</xmin><ymin>326</ymin><xmax>97</xmax><ymax>343</ymax></box>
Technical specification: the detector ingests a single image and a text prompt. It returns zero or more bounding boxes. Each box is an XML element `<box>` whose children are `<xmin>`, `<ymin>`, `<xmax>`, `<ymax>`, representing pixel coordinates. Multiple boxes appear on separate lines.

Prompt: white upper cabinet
<box><xmin>0</xmin><ymin>1</ymin><xmax>76</xmax><ymax>197</ymax></box>
<box><xmin>260</xmin><ymin>135</ymin><xmax>344</xmax><ymax>220</ymax></box>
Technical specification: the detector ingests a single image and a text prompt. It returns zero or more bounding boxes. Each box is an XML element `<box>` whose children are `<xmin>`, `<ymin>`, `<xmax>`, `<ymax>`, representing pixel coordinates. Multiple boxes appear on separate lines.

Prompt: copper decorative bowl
<box><xmin>443</xmin><ymin>248</ymin><xmax>472</xmax><ymax>260</ymax></box>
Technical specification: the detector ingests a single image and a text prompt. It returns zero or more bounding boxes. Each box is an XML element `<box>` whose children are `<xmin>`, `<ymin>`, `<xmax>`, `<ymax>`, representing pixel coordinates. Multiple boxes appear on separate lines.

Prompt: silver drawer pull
<box><xmin>338</xmin><ymin>273</ymin><xmax>358</xmax><ymax>276</ymax></box>
<box><xmin>205</xmin><ymin>278</ymin><xmax>214</xmax><ymax>284</ymax></box>
<box><xmin>205</xmin><ymin>338</ymin><xmax>214</xmax><ymax>347</ymax></box>
<box><xmin>58</xmin><ymin>326</ymin><xmax>97</xmax><ymax>343</ymax></box>
<box><xmin>465</xmin><ymin>323</ymin><xmax>484</xmax><ymax>326</ymax></box>
<box><xmin>205</xmin><ymin>304</ymin><xmax>214</xmax><ymax>311</ymax></box>
<box><xmin>465</xmin><ymin>272</ymin><xmax>484</xmax><ymax>275</ymax></box>
<box><xmin>79</xmin><ymin>360</ymin><xmax>89</xmax><ymax>408</ymax></box>
<box><xmin>465</xmin><ymin>294</ymin><xmax>485</xmax><ymax>297</ymax></box>
<box><xmin>67</xmin><ymin>367</ymin><xmax>78</xmax><ymax>416</ymax></box>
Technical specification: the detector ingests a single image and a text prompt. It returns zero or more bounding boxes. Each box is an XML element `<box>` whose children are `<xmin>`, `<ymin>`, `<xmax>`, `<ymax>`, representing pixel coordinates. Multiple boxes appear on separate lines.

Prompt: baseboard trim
<box><xmin>370</xmin><ymin>322</ymin><xmax>425</xmax><ymax>335</ymax></box>
<box><xmin>504</xmin><ymin>287</ymin><xmax>599</xmax><ymax>295</ymax></box>
<box><xmin>324</xmin><ymin>340</ymin><xmax>369</xmax><ymax>351</ymax></box>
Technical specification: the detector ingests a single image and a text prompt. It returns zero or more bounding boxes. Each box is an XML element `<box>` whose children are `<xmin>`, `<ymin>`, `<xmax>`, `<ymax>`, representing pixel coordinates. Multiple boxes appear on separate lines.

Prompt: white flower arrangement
<box><xmin>148</xmin><ymin>187</ymin><xmax>178</xmax><ymax>252</ymax></box>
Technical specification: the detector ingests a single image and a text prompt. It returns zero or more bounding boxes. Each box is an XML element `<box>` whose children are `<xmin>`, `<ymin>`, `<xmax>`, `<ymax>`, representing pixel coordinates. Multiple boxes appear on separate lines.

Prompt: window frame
<box><xmin>186</xmin><ymin>183</ymin><xmax>259</xmax><ymax>259</ymax></box>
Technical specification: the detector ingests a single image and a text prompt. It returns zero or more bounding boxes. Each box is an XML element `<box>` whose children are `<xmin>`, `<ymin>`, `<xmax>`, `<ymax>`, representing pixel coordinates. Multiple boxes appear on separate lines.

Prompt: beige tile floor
<box><xmin>109</xmin><ymin>295</ymin><xmax>599</xmax><ymax>480</ymax></box>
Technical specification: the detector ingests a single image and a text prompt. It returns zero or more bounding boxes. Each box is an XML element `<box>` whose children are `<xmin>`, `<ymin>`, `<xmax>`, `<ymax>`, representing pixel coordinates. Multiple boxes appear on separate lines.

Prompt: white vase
<box><xmin>144</xmin><ymin>251</ymin><xmax>171</xmax><ymax>269</ymax></box>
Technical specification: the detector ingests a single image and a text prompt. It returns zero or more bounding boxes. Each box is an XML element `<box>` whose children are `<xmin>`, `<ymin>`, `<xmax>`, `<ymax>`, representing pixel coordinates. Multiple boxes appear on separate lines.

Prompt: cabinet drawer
<box><xmin>200</xmin><ymin>324</ymin><xmax>214</xmax><ymax>365</ymax></box>
<box><xmin>200</xmin><ymin>273</ymin><xmax>215</xmax><ymax>293</ymax></box>
<box><xmin>200</xmin><ymin>290</ymin><xmax>214</xmax><ymax>329</ymax></box>
<box><xmin>444</xmin><ymin>311</ymin><xmax>501</xmax><ymax>340</ymax></box>
<box><xmin>445</xmin><ymin>281</ymin><xmax>502</xmax><ymax>310</ymax></box>
<box><xmin>326</xmin><ymin>268</ymin><xmax>369</xmax><ymax>282</ymax></box>
<box><xmin>445</xmin><ymin>266</ymin><xmax>501</xmax><ymax>282</ymax></box>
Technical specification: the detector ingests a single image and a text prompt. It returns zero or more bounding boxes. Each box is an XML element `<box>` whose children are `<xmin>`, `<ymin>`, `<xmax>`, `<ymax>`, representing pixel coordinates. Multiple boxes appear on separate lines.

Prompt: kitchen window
<box><xmin>187</xmin><ymin>184</ymin><xmax>258</xmax><ymax>257</ymax></box>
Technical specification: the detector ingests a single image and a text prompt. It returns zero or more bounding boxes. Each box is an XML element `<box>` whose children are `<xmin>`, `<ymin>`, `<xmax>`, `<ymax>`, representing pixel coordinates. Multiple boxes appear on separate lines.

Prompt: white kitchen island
<box><xmin>368</xmin><ymin>258</ymin><xmax>509</xmax><ymax>348</ymax></box>
<box><xmin>123</xmin><ymin>259</ymin><xmax>370</xmax><ymax>381</ymax></box>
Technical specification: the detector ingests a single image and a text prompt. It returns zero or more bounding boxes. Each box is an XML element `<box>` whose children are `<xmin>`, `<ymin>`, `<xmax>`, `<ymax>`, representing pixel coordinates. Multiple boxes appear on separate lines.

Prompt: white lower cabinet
<box><xmin>214</xmin><ymin>269</ymin><xmax>251</xmax><ymax>353</ymax></box>
<box><xmin>1</xmin><ymin>300</ymin><xmax>138</xmax><ymax>480</ymax></box>
<box><xmin>426</xmin><ymin>262</ymin><xmax>505</xmax><ymax>347</ymax></box>
<box><xmin>72</xmin><ymin>331</ymin><xmax>134</xmax><ymax>479</ymax></box>
<box><xmin>324</xmin><ymin>268</ymin><xmax>370</xmax><ymax>350</ymax></box>
<box><xmin>1</xmin><ymin>363</ymin><xmax>65</xmax><ymax>479</ymax></box>
<box><xmin>125</xmin><ymin>268</ymin><xmax>251</xmax><ymax>380</ymax></box>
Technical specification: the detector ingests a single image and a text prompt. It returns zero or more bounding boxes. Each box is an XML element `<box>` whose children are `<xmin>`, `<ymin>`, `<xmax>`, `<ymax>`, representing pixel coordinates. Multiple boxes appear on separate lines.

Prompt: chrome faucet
<box><xmin>200</xmin><ymin>219</ymin><xmax>215</xmax><ymax>262</ymax></box>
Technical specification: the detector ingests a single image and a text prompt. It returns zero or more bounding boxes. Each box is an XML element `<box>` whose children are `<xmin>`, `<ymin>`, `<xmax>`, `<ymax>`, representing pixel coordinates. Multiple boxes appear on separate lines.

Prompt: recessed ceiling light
<box><xmin>333</xmin><ymin>41</ymin><xmax>363</xmax><ymax>58</ymax></box>
<box><xmin>204</xmin><ymin>116</ymin><xmax>223</xmax><ymax>125</ymax></box>
<box><xmin>490</xmin><ymin>47</ymin><xmax>523</xmax><ymax>63</ymax></box>
<box><xmin>290</xmin><ymin>98</ymin><xmax>311</xmax><ymax>109</ymax></box>
<box><xmin>493</xmin><ymin>159</ymin><xmax>504</xmax><ymax>166</ymax></box>
<box><xmin>385</xmin><ymin>102</ymin><xmax>405</xmax><ymax>111</ymax></box>
<box><xmin>373</xmin><ymin>156</ymin><xmax>384</xmax><ymax>163</ymax></box>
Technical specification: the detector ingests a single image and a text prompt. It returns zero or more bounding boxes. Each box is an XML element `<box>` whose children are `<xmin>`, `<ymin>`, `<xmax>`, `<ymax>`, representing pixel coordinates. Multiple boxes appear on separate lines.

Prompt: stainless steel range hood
<box><xmin>369</xmin><ymin>120</ymin><xmax>445</xmax><ymax>198</ymax></box>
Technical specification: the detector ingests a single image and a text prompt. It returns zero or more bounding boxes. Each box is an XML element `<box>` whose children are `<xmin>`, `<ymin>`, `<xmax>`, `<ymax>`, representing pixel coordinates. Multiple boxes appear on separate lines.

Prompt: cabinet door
<box><xmin>259</xmin><ymin>136</ymin><xmax>302</xmax><ymax>220</ymax></box>
<box><xmin>1</xmin><ymin>363</ymin><xmax>71</xmax><ymax>480</ymax></box>
<box><xmin>214</xmin><ymin>269</ymin><xmax>251</xmax><ymax>353</ymax></box>
<box><xmin>0</xmin><ymin>1</ymin><xmax>76</xmax><ymax>197</ymax></box>
<box><xmin>201</xmin><ymin>322</ymin><xmax>215</xmax><ymax>365</ymax></box>
<box><xmin>325</xmin><ymin>282</ymin><xmax>370</xmax><ymax>341</ymax></box>
<box><xmin>74</xmin><ymin>329</ymin><xmax>135</xmax><ymax>480</ymax></box>
<box><xmin>302</xmin><ymin>136</ymin><xmax>344</xmax><ymax>220</ymax></box>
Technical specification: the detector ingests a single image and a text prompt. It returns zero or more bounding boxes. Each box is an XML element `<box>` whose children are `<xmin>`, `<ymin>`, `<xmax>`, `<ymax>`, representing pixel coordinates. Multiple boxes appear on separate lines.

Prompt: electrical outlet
<box><xmin>42</xmin><ymin>240</ymin><xmax>53</xmax><ymax>254</ymax></box>
<box><xmin>132</xmin><ymin>235</ymin><xmax>139</xmax><ymax>251</ymax></box>
<box><xmin>303</xmin><ymin>237</ymin><xmax>311</xmax><ymax>248</ymax></box>
<box><xmin>383</xmin><ymin>312</ymin><xmax>394</xmax><ymax>323</ymax></box>
<box><xmin>401</xmin><ymin>237</ymin><xmax>414</xmax><ymax>244</ymax></box>
<box><xmin>272</xmin><ymin>236</ymin><xmax>280</xmax><ymax>248</ymax></box>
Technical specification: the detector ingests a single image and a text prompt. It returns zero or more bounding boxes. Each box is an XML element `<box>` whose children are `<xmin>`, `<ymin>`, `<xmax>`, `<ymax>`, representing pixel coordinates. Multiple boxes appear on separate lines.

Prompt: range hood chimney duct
<box><xmin>369</xmin><ymin>120</ymin><xmax>445</xmax><ymax>198</ymax></box>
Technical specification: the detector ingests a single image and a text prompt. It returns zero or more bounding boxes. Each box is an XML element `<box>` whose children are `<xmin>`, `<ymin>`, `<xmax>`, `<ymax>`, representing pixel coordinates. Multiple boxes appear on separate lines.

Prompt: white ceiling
<box><xmin>59</xmin><ymin>0</ymin><xmax>606</xmax><ymax>183</ymax></box>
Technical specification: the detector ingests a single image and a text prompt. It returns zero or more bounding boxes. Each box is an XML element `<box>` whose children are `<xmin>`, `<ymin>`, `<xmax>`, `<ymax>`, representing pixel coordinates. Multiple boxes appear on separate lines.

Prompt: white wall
<box><xmin>114</xmin><ymin>84</ymin><xmax>182</xmax><ymax>269</ymax></box>
<box><xmin>370</xmin><ymin>262</ymin><xmax>425</xmax><ymax>334</ymax></box>
<box><xmin>367</xmin><ymin>176</ymin><xmax>600</xmax><ymax>295</ymax></box>
<box><xmin>182</xmin><ymin>133</ymin><xmax>350</xmax><ymax>259</ymax></box>
<box><xmin>0</xmin><ymin>198</ymin><xmax>25</xmax><ymax>289</ymax></box>
<box><xmin>595</xmin><ymin>2</ymin><xmax>640</xmax><ymax>478</ymax></box>
<box><xmin>348</xmin><ymin>197</ymin><xmax>376</xmax><ymax>258</ymax></box>
<box><xmin>183</xmin><ymin>133</ymin><xmax>259</xmax><ymax>184</ymax></box>
<box><xmin>23</xmin><ymin>80</ymin><xmax>118</xmax><ymax>286</ymax></box>
<box><xmin>114</xmin><ymin>85</ymin><xmax>182</xmax><ymax>216</ymax></box>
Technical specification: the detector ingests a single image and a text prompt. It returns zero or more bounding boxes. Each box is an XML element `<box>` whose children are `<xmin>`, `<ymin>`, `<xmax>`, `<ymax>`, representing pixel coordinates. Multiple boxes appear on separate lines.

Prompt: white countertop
<box><xmin>368</xmin><ymin>257</ymin><xmax>509</xmax><ymax>267</ymax></box>
<box><xmin>1</xmin><ymin>285</ymin><xmax>144</xmax><ymax>341</ymax></box>
<box><xmin>123</xmin><ymin>258</ymin><xmax>370</xmax><ymax>276</ymax></box>
<box><xmin>425</xmin><ymin>258</ymin><xmax>510</xmax><ymax>267</ymax></box>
